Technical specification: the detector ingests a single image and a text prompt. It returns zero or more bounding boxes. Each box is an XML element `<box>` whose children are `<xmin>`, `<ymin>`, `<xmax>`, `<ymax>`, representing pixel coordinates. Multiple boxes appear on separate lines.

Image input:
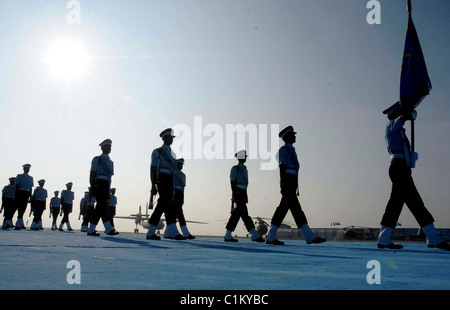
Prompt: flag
<box><xmin>383</xmin><ymin>11</ymin><xmax>431</xmax><ymax>119</ymax></box>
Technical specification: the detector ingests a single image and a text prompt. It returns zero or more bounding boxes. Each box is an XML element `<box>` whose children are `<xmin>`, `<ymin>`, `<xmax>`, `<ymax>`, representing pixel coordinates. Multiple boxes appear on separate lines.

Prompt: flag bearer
<box><xmin>378</xmin><ymin>112</ymin><xmax>449</xmax><ymax>250</ymax></box>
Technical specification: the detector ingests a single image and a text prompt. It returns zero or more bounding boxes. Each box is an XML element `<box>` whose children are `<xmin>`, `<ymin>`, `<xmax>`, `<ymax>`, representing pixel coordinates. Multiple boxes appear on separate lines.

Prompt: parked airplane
<box><xmin>115</xmin><ymin>204</ymin><xmax>208</xmax><ymax>234</ymax></box>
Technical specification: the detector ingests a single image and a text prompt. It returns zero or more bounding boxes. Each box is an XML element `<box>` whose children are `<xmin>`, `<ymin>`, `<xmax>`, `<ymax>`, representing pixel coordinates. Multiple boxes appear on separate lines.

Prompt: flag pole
<box><xmin>406</xmin><ymin>0</ymin><xmax>415</xmax><ymax>152</ymax></box>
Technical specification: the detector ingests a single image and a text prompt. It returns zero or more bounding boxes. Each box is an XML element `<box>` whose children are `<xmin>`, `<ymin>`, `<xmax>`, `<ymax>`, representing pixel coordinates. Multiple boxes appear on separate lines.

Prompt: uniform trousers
<box><xmin>82</xmin><ymin>205</ymin><xmax>94</xmax><ymax>227</ymax></box>
<box><xmin>32</xmin><ymin>200</ymin><xmax>45</xmax><ymax>223</ymax></box>
<box><xmin>107</xmin><ymin>205</ymin><xmax>116</xmax><ymax>227</ymax></box>
<box><xmin>271</xmin><ymin>174</ymin><xmax>307</xmax><ymax>228</ymax></box>
<box><xmin>61</xmin><ymin>203</ymin><xmax>73</xmax><ymax>224</ymax></box>
<box><xmin>149</xmin><ymin>174</ymin><xmax>176</xmax><ymax>226</ymax></box>
<box><xmin>51</xmin><ymin>208</ymin><xmax>60</xmax><ymax>224</ymax></box>
<box><xmin>380</xmin><ymin>159</ymin><xmax>434</xmax><ymax>228</ymax></box>
<box><xmin>90</xmin><ymin>179</ymin><xmax>110</xmax><ymax>226</ymax></box>
<box><xmin>15</xmin><ymin>190</ymin><xmax>31</xmax><ymax>219</ymax></box>
<box><xmin>226</xmin><ymin>190</ymin><xmax>255</xmax><ymax>232</ymax></box>
<box><xmin>2</xmin><ymin>197</ymin><xmax>16</xmax><ymax>221</ymax></box>
<box><xmin>173</xmin><ymin>190</ymin><xmax>186</xmax><ymax>227</ymax></box>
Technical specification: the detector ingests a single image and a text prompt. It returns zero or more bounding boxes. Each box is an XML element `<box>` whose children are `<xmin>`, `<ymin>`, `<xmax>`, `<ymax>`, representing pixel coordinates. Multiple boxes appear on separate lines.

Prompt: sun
<box><xmin>45</xmin><ymin>39</ymin><xmax>89</xmax><ymax>81</ymax></box>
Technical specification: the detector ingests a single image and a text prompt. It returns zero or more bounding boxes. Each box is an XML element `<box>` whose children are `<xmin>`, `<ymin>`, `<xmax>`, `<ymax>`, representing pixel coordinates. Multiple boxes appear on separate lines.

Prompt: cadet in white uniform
<box><xmin>88</xmin><ymin>139</ymin><xmax>118</xmax><ymax>236</ymax></box>
<box><xmin>224</xmin><ymin>150</ymin><xmax>264</xmax><ymax>243</ymax></box>
<box><xmin>49</xmin><ymin>191</ymin><xmax>61</xmax><ymax>230</ymax></box>
<box><xmin>165</xmin><ymin>158</ymin><xmax>195</xmax><ymax>239</ymax></box>
<box><xmin>30</xmin><ymin>179</ymin><xmax>47</xmax><ymax>230</ymax></box>
<box><xmin>14</xmin><ymin>164</ymin><xmax>34</xmax><ymax>229</ymax></box>
<box><xmin>378</xmin><ymin>112</ymin><xmax>449</xmax><ymax>250</ymax></box>
<box><xmin>80</xmin><ymin>189</ymin><xmax>95</xmax><ymax>232</ymax></box>
<box><xmin>1</xmin><ymin>177</ymin><xmax>17</xmax><ymax>229</ymax></box>
<box><xmin>147</xmin><ymin>129</ymin><xmax>183</xmax><ymax>240</ymax></box>
<box><xmin>59</xmin><ymin>182</ymin><xmax>74</xmax><ymax>231</ymax></box>
<box><xmin>266</xmin><ymin>126</ymin><xmax>326</xmax><ymax>245</ymax></box>
<box><xmin>107</xmin><ymin>188</ymin><xmax>117</xmax><ymax>228</ymax></box>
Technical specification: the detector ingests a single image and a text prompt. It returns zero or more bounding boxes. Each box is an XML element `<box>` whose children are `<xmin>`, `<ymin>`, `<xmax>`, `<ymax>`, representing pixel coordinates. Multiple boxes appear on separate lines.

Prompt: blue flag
<box><xmin>383</xmin><ymin>12</ymin><xmax>431</xmax><ymax>119</ymax></box>
<box><xmin>400</xmin><ymin>13</ymin><xmax>431</xmax><ymax>109</ymax></box>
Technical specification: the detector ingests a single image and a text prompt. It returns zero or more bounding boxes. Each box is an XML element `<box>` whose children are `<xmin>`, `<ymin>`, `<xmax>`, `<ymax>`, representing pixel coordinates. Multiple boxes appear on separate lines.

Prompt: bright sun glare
<box><xmin>45</xmin><ymin>39</ymin><xmax>89</xmax><ymax>81</ymax></box>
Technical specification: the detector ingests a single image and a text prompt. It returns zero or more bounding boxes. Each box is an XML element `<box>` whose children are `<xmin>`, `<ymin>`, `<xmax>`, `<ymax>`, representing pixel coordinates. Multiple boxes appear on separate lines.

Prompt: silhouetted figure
<box><xmin>30</xmin><ymin>179</ymin><xmax>47</xmax><ymax>230</ymax></box>
<box><xmin>378</xmin><ymin>112</ymin><xmax>449</xmax><ymax>250</ymax></box>
<box><xmin>88</xmin><ymin>139</ymin><xmax>118</xmax><ymax>236</ymax></box>
<box><xmin>49</xmin><ymin>191</ymin><xmax>61</xmax><ymax>230</ymax></box>
<box><xmin>266</xmin><ymin>126</ymin><xmax>326</xmax><ymax>245</ymax></box>
<box><xmin>147</xmin><ymin>128</ymin><xmax>184</xmax><ymax>240</ymax></box>
<box><xmin>14</xmin><ymin>164</ymin><xmax>34</xmax><ymax>230</ymax></box>
<box><xmin>164</xmin><ymin>158</ymin><xmax>195</xmax><ymax>239</ymax></box>
<box><xmin>224</xmin><ymin>150</ymin><xmax>264</xmax><ymax>243</ymax></box>
<box><xmin>80</xmin><ymin>190</ymin><xmax>95</xmax><ymax>232</ymax></box>
<box><xmin>1</xmin><ymin>177</ymin><xmax>17</xmax><ymax>229</ymax></box>
<box><xmin>107</xmin><ymin>188</ymin><xmax>117</xmax><ymax>228</ymax></box>
<box><xmin>59</xmin><ymin>182</ymin><xmax>74</xmax><ymax>231</ymax></box>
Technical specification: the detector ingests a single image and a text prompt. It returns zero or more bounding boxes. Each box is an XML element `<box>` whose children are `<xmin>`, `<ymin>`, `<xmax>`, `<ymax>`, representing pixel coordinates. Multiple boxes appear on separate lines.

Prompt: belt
<box><xmin>159</xmin><ymin>168</ymin><xmax>172</xmax><ymax>175</ymax></box>
<box><xmin>236</xmin><ymin>184</ymin><xmax>247</xmax><ymax>190</ymax></box>
<box><xmin>285</xmin><ymin>169</ymin><xmax>298</xmax><ymax>175</ymax></box>
<box><xmin>390</xmin><ymin>153</ymin><xmax>405</xmax><ymax>160</ymax></box>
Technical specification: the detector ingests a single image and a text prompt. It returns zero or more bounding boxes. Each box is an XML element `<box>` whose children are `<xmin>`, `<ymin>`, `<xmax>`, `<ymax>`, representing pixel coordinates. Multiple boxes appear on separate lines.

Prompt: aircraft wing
<box><xmin>160</xmin><ymin>217</ymin><xmax>207</xmax><ymax>224</ymax></box>
<box><xmin>185</xmin><ymin>220</ymin><xmax>208</xmax><ymax>224</ymax></box>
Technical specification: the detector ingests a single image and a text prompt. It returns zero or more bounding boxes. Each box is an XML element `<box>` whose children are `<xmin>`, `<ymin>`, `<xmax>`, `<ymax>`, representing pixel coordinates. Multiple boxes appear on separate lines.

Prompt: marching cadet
<box><xmin>147</xmin><ymin>128</ymin><xmax>183</xmax><ymax>240</ymax></box>
<box><xmin>107</xmin><ymin>188</ymin><xmax>117</xmax><ymax>228</ymax></box>
<box><xmin>59</xmin><ymin>182</ymin><xmax>74</xmax><ymax>231</ymax></box>
<box><xmin>378</xmin><ymin>111</ymin><xmax>449</xmax><ymax>250</ymax></box>
<box><xmin>80</xmin><ymin>189</ymin><xmax>95</xmax><ymax>232</ymax></box>
<box><xmin>266</xmin><ymin>126</ymin><xmax>326</xmax><ymax>245</ymax></box>
<box><xmin>49</xmin><ymin>191</ymin><xmax>61</xmax><ymax>230</ymax></box>
<box><xmin>224</xmin><ymin>151</ymin><xmax>264</xmax><ymax>243</ymax></box>
<box><xmin>79</xmin><ymin>192</ymin><xmax>87</xmax><ymax>226</ymax></box>
<box><xmin>30</xmin><ymin>179</ymin><xmax>47</xmax><ymax>230</ymax></box>
<box><xmin>87</xmin><ymin>139</ymin><xmax>118</xmax><ymax>236</ymax></box>
<box><xmin>1</xmin><ymin>177</ymin><xmax>17</xmax><ymax>229</ymax></box>
<box><xmin>165</xmin><ymin>158</ymin><xmax>195</xmax><ymax>239</ymax></box>
<box><xmin>14</xmin><ymin>164</ymin><xmax>34</xmax><ymax>230</ymax></box>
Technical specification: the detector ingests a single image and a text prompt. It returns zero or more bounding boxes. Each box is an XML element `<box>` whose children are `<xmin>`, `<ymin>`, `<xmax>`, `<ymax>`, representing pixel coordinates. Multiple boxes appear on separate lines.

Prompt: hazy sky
<box><xmin>1</xmin><ymin>0</ymin><xmax>449</xmax><ymax>236</ymax></box>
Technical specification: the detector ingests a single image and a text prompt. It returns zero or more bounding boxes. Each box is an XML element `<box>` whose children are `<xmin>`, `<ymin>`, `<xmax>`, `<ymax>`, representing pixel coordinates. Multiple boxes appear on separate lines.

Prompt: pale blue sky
<box><xmin>1</xmin><ymin>1</ymin><xmax>449</xmax><ymax>236</ymax></box>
